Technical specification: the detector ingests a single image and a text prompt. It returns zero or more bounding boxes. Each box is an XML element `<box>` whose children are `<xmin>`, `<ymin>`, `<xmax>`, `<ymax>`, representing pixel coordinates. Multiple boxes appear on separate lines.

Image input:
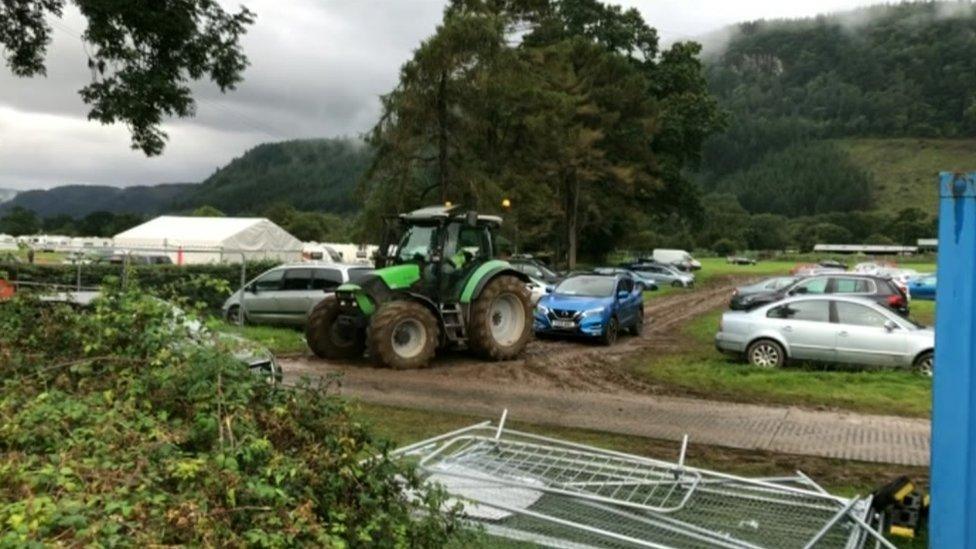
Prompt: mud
<box><xmin>284</xmin><ymin>276</ymin><xmax>741</xmax><ymax>394</ymax></box>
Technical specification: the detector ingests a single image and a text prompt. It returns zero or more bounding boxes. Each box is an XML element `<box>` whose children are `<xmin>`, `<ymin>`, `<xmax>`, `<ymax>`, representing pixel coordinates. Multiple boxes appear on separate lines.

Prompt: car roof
<box><xmin>765</xmin><ymin>294</ymin><xmax>890</xmax><ymax>310</ymax></box>
<box><xmin>274</xmin><ymin>262</ymin><xmax>372</xmax><ymax>272</ymax></box>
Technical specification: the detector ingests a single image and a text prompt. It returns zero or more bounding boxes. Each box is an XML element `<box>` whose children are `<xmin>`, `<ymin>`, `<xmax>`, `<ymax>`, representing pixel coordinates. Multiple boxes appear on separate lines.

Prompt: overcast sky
<box><xmin>0</xmin><ymin>0</ymin><xmax>884</xmax><ymax>191</ymax></box>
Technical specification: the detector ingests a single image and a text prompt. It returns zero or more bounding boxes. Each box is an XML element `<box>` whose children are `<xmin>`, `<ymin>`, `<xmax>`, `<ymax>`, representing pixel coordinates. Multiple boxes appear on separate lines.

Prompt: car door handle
<box><xmin>783</xmin><ymin>326</ymin><xmax>793</xmax><ymax>332</ymax></box>
<box><xmin>838</xmin><ymin>331</ymin><xmax>849</xmax><ymax>337</ymax></box>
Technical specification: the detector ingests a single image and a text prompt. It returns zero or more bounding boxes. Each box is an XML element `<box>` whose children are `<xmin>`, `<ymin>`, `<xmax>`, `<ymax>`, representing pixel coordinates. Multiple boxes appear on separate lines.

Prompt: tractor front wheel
<box><xmin>306</xmin><ymin>295</ymin><xmax>365</xmax><ymax>359</ymax></box>
<box><xmin>469</xmin><ymin>275</ymin><xmax>532</xmax><ymax>360</ymax></box>
<box><xmin>368</xmin><ymin>300</ymin><xmax>439</xmax><ymax>369</ymax></box>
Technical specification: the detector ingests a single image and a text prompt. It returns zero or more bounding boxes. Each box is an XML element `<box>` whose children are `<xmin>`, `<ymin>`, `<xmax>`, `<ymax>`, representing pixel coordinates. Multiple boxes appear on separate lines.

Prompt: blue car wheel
<box><xmin>601</xmin><ymin>316</ymin><xmax>619</xmax><ymax>346</ymax></box>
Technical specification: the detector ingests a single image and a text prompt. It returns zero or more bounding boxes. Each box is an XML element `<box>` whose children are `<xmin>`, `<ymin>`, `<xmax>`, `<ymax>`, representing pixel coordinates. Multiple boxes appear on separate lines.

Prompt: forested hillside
<box><xmin>178</xmin><ymin>138</ymin><xmax>370</xmax><ymax>215</ymax></box>
<box><xmin>0</xmin><ymin>184</ymin><xmax>193</xmax><ymax>218</ymax></box>
<box><xmin>687</xmin><ymin>2</ymin><xmax>976</xmax><ymax>251</ymax></box>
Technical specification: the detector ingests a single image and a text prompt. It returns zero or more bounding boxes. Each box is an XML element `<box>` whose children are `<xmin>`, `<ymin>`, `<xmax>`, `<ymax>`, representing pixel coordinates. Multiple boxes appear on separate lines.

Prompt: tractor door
<box><xmin>439</xmin><ymin>222</ymin><xmax>492</xmax><ymax>302</ymax></box>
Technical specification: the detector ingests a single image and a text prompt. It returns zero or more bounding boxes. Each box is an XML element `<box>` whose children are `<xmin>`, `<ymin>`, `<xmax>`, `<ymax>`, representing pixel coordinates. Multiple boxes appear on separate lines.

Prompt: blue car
<box><xmin>908</xmin><ymin>275</ymin><xmax>936</xmax><ymax>300</ymax></box>
<box><xmin>534</xmin><ymin>274</ymin><xmax>644</xmax><ymax>345</ymax></box>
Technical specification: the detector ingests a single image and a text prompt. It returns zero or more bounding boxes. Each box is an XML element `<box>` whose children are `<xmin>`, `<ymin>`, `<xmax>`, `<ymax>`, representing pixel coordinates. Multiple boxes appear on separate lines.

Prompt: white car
<box><xmin>526</xmin><ymin>277</ymin><xmax>552</xmax><ymax>305</ymax></box>
<box><xmin>652</xmin><ymin>248</ymin><xmax>701</xmax><ymax>271</ymax></box>
<box><xmin>716</xmin><ymin>295</ymin><xmax>934</xmax><ymax>375</ymax></box>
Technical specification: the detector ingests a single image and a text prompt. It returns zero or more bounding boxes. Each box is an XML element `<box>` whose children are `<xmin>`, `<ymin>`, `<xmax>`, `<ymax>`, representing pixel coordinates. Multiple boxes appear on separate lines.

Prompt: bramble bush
<box><xmin>0</xmin><ymin>287</ymin><xmax>463</xmax><ymax>546</ymax></box>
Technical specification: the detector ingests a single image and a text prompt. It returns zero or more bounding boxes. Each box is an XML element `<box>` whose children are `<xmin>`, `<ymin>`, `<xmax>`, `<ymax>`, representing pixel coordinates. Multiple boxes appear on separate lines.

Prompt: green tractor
<box><xmin>305</xmin><ymin>205</ymin><xmax>533</xmax><ymax>369</ymax></box>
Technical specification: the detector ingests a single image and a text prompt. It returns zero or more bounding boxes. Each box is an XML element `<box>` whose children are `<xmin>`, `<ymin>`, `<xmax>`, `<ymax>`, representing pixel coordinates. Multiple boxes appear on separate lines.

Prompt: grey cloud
<box><xmin>0</xmin><ymin>0</ymin><xmax>886</xmax><ymax>190</ymax></box>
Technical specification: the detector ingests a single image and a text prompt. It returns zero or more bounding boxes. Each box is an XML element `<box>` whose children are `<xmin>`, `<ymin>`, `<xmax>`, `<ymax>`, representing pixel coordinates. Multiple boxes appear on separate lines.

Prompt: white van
<box><xmin>652</xmin><ymin>249</ymin><xmax>701</xmax><ymax>271</ymax></box>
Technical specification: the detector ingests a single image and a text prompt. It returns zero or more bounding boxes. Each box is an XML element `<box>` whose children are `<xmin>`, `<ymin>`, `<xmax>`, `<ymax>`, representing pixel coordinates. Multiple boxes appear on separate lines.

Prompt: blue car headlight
<box><xmin>535</xmin><ymin>303</ymin><xmax>550</xmax><ymax>316</ymax></box>
<box><xmin>581</xmin><ymin>307</ymin><xmax>605</xmax><ymax>318</ymax></box>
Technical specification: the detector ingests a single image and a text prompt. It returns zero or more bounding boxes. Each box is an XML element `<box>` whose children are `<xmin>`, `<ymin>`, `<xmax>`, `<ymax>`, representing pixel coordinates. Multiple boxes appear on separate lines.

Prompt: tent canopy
<box><xmin>114</xmin><ymin>216</ymin><xmax>302</xmax><ymax>263</ymax></box>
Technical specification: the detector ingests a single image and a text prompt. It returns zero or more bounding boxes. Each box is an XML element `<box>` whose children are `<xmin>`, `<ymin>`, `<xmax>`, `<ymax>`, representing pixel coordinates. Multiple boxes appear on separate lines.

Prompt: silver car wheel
<box><xmin>750</xmin><ymin>343</ymin><xmax>781</xmax><ymax>368</ymax></box>
<box><xmin>914</xmin><ymin>354</ymin><xmax>934</xmax><ymax>377</ymax></box>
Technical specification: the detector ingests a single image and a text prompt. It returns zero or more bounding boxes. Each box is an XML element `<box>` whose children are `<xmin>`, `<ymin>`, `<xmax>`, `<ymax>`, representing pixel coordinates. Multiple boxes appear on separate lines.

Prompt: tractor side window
<box><xmin>443</xmin><ymin>224</ymin><xmax>489</xmax><ymax>264</ymax></box>
<box><xmin>396</xmin><ymin>226</ymin><xmax>436</xmax><ymax>263</ymax></box>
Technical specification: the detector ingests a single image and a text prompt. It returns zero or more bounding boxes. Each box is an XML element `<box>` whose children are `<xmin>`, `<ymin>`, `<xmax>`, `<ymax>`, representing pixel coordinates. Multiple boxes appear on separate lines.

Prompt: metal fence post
<box><xmin>76</xmin><ymin>262</ymin><xmax>82</xmax><ymax>291</ymax></box>
<box><xmin>930</xmin><ymin>172</ymin><xmax>976</xmax><ymax>548</ymax></box>
<box><xmin>239</xmin><ymin>252</ymin><xmax>247</xmax><ymax>327</ymax></box>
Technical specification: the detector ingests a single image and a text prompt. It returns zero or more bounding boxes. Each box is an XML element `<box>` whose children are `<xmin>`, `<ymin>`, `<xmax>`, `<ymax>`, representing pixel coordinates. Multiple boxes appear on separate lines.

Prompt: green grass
<box><xmin>694</xmin><ymin>257</ymin><xmax>795</xmax><ymax>284</ymax></box>
<box><xmin>838</xmin><ymin>137</ymin><xmax>976</xmax><ymax>215</ymax></box>
<box><xmin>215</xmin><ymin>323</ymin><xmax>307</xmax><ymax>354</ymax></box>
<box><xmin>632</xmin><ymin>294</ymin><xmax>933</xmax><ymax>417</ymax></box>
<box><xmin>911</xmin><ymin>299</ymin><xmax>936</xmax><ymax>326</ymax></box>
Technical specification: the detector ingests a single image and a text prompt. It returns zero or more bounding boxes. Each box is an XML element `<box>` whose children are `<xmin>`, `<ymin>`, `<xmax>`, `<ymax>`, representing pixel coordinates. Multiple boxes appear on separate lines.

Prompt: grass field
<box><xmin>632</xmin><ymin>295</ymin><xmax>933</xmax><ymax>417</ymax></box>
<box><xmin>839</xmin><ymin>137</ymin><xmax>976</xmax><ymax>215</ymax></box>
<box><xmin>215</xmin><ymin>322</ymin><xmax>307</xmax><ymax>354</ymax></box>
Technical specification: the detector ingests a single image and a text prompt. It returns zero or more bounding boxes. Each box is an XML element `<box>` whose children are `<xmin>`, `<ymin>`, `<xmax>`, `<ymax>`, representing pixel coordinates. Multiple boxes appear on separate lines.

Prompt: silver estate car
<box><xmin>716</xmin><ymin>295</ymin><xmax>934</xmax><ymax>374</ymax></box>
<box><xmin>223</xmin><ymin>263</ymin><xmax>372</xmax><ymax>326</ymax></box>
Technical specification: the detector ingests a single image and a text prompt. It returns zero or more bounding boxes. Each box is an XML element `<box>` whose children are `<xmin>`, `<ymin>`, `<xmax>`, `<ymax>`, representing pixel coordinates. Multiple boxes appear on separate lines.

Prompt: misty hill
<box><xmin>177</xmin><ymin>138</ymin><xmax>371</xmax><ymax>215</ymax></box>
<box><xmin>698</xmin><ymin>2</ymin><xmax>976</xmax><ymax>216</ymax></box>
<box><xmin>0</xmin><ymin>189</ymin><xmax>16</xmax><ymax>204</ymax></box>
<box><xmin>0</xmin><ymin>183</ymin><xmax>193</xmax><ymax>218</ymax></box>
<box><xmin>1</xmin><ymin>138</ymin><xmax>371</xmax><ymax>219</ymax></box>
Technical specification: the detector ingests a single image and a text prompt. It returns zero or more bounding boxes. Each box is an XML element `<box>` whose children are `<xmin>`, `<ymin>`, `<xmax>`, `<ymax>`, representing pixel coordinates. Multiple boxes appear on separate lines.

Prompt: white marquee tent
<box><xmin>114</xmin><ymin>216</ymin><xmax>302</xmax><ymax>265</ymax></box>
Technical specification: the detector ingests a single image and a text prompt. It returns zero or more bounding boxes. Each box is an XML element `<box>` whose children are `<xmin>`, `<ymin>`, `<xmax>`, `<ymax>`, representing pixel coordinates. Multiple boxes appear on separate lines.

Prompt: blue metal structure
<box><xmin>931</xmin><ymin>172</ymin><xmax>976</xmax><ymax>547</ymax></box>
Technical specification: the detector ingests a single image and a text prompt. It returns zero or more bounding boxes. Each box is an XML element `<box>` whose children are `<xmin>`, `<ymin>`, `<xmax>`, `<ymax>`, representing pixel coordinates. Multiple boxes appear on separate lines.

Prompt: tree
<box><xmin>365</xmin><ymin>0</ymin><xmax>723</xmax><ymax>268</ymax></box>
<box><xmin>0</xmin><ymin>1</ymin><xmax>254</xmax><ymax>155</ymax></box>
<box><xmin>744</xmin><ymin>213</ymin><xmax>789</xmax><ymax>251</ymax></box>
<box><xmin>191</xmin><ymin>205</ymin><xmax>225</xmax><ymax>217</ymax></box>
<box><xmin>0</xmin><ymin>206</ymin><xmax>39</xmax><ymax>236</ymax></box>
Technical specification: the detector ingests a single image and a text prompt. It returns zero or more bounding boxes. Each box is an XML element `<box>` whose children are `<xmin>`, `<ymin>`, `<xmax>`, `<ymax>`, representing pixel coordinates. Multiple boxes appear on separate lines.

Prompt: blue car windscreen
<box><xmin>555</xmin><ymin>276</ymin><xmax>615</xmax><ymax>298</ymax></box>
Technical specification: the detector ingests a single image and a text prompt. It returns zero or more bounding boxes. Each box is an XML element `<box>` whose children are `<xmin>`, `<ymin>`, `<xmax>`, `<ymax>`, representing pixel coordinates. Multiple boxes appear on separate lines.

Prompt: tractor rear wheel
<box><xmin>305</xmin><ymin>295</ymin><xmax>365</xmax><ymax>359</ymax></box>
<box><xmin>469</xmin><ymin>275</ymin><xmax>532</xmax><ymax>360</ymax></box>
<box><xmin>368</xmin><ymin>300</ymin><xmax>439</xmax><ymax>369</ymax></box>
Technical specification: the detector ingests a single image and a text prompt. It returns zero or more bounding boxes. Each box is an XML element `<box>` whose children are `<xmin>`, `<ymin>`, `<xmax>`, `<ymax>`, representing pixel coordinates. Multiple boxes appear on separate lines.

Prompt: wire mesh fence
<box><xmin>391</xmin><ymin>414</ymin><xmax>893</xmax><ymax>549</ymax></box>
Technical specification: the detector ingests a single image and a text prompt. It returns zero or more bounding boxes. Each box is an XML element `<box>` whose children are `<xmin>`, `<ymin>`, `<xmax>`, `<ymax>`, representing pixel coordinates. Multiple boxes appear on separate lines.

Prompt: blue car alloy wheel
<box><xmin>533</xmin><ymin>274</ymin><xmax>644</xmax><ymax>346</ymax></box>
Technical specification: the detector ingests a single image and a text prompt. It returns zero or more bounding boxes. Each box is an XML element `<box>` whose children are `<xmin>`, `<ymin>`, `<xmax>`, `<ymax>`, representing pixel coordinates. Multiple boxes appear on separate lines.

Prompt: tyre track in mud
<box><xmin>282</xmin><ymin>276</ymin><xmax>745</xmax><ymax>396</ymax></box>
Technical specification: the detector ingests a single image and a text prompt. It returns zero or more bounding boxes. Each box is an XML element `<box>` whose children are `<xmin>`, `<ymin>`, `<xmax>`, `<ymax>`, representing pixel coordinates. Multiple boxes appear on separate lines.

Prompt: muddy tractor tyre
<box><xmin>367</xmin><ymin>300</ymin><xmax>439</xmax><ymax>369</ymax></box>
<box><xmin>469</xmin><ymin>275</ymin><xmax>533</xmax><ymax>360</ymax></box>
<box><xmin>305</xmin><ymin>295</ymin><xmax>365</xmax><ymax>359</ymax></box>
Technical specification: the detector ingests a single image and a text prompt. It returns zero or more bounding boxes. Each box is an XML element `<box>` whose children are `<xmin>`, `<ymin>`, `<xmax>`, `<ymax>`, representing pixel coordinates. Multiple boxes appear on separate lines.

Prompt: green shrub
<box><xmin>0</xmin><ymin>289</ymin><xmax>463</xmax><ymax>546</ymax></box>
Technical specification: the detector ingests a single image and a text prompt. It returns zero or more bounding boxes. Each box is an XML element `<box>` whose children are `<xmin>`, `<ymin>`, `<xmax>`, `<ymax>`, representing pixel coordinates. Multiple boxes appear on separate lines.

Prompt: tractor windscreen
<box><xmin>396</xmin><ymin>225</ymin><xmax>436</xmax><ymax>263</ymax></box>
<box><xmin>555</xmin><ymin>276</ymin><xmax>615</xmax><ymax>298</ymax></box>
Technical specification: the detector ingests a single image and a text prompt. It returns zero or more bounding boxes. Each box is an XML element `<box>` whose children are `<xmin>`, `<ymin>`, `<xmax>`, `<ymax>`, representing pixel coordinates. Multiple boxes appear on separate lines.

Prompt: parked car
<box><xmin>223</xmin><ymin>263</ymin><xmax>373</xmax><ymax>326</ymax></box>
<box><xmin>732</xmin><ymin>276</ymin><xmax>799</xmax><ymax>299</ymax></box>
<box><xmin>509</xmin><ymin>257</ymin><xmax>562</xmax><ymax>284</ymax></box>
<box><xmin>726</xmin><ymin>256</ymin><xmax>756</xmax><ymax>265</ymax></box>
<box><xmin>534</xmin><ymin>273</ymin><xmax>644</xmax><ymax>345</ymax></box>
<box><xmin>790</xmin><ymin>263</ymin><xmax>845</xmax><ymax>277</ymax></box>
<box><xmin>592</xmin><ymin>267</ymin><xmax>659</xmax><ymax>291</ymax></box>
<box><xmin>108</xmin><ymin>252</ymin><xmax>173</xmax><ymax>265</ymax></box>
<box><xmin>730</xmin><ymin>274</ymin><xmax>910</xmax><ymax>316</ymax></box>
<box><xmin>627</xmin><ymin>262</ymin><xmax>695</xmax><ymax>288</ymax></box>
<box><xmin>715</xmin><ymin>295</ymin><xmax>934</xmax><ymax>374</ymax></box>
<box><xmin>653</xmin><ymin>249</ymin><xmax>701</xmax><ymax>271</ymax></box>
<box><xmin>526</xmin><ymin>276</ymin><xmax>552</xmax><ymax>305</ymax></box>
<box><xmin>818</xmin><ymin>259</ymin><xmax>847</xmax><ymax>270</ymax></box>
<box><xmin>908</xmin><ymin>275</ymin><xmax>936</xmax><ymax>300</ymax></box>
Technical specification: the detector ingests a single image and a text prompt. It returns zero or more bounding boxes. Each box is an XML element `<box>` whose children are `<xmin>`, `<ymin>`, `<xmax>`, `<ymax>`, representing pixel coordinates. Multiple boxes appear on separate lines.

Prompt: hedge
<box><xmin>0</xmin><ymin>261</ymin><xmax>282</xmax><ymax>312</ymax></box>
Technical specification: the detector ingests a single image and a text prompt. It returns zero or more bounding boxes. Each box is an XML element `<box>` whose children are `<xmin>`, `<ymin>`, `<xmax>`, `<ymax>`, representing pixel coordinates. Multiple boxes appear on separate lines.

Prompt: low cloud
<box><xmin>0</xmin><ymin>0</ymin><xmax>892</xmax><ymax>190</ymax></box>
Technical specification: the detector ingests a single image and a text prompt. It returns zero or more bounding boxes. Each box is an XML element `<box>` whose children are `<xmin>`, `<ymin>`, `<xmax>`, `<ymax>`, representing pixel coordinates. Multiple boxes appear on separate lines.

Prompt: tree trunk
<box><xmin>437</xmin><ymin>70</ymin><xmax>449</xmax><ymax>203</ymax></box>
<box><xmin>566</xmin><ymin>175</ymin><xmax>579</xmax><ymax>270</ymax></box>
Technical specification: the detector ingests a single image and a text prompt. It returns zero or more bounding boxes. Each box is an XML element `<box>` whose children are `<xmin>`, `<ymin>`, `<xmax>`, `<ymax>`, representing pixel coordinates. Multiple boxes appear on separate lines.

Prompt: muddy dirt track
<box><xmin>280</xmin><ymin>276</ymin><xmax>932</xmax><ymax>466</ymax></box>
<box><xmin>284</xmin><ymin>277</ymin><xmax>740</xmax><ymax>393</ymax></box>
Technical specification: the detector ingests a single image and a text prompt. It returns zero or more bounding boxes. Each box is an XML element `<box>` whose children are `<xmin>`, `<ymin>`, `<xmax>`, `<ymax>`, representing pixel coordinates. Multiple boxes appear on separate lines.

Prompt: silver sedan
<box><xmin>715</xmin><ymin>295</ymin><xmax>934</xmax><ymax>374</ymax></box>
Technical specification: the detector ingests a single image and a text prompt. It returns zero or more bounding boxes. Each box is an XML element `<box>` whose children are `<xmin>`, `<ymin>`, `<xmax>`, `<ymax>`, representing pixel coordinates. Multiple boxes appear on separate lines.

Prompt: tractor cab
<box><xmin>306</xmin><ymin>205</ymin><xmax>531</xmax><ymax>370</ymax></box>
<box><xmin>378</xmin><ymin>206</ymin><xmax>503</xmax><ymax>301</ymax></box>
